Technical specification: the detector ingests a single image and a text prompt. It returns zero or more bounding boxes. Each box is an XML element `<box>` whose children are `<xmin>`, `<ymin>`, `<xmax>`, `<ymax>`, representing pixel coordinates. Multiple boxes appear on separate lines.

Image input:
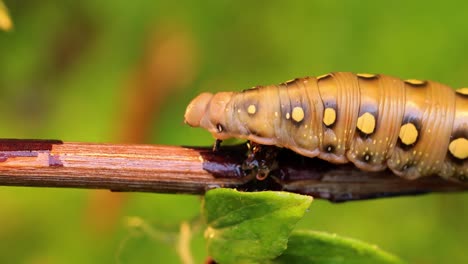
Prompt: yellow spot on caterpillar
<box><xmin>247</xmin><ymin>104</ymin><xmax>256</xmax><ymax>115</ymax></box>
<box><xmin>323</xmin><ymin>108</ymin><xmax>336</xmax><ymax>126</ymax></box>
<box><xmin>356</xmin><ymin>112</ymin><xmax>376</xmax><ymax>134</ymax></box>
<box><xmin>286</xmin><ymin>112</ymin><xmax>291</xmax><ymax>119</ymax></box>
<box><xmin>456</xmin><ymin>88</ymin><xmax>468</xmax><ymax>95</ymax></box>
<box><xmin>292</xmin><ymin>107</ymin><xmax>305</xmax><ymax>122</ymax></box>
<box><xmin>449</xmin><ymin>138</ymin><xmax>468</xmax><ymax>159</ymax></box>
<box><xmin>399</xmin><ymin>123</ymin><xmax>418</xmax><ymax>145</ymax></box>
<box><xmin>405</xmin><ymin>79</ymin><xmax>426</xmax><ymax>85</ymax></box>
<box><xmin>356</xmin><ymin>73</ymin><xmax>377</xmax><ymax>78</ymax></box>
<box><xmin>274</xmin><ymin>111</ymin><xmax>278</xmax><ymax>117</ymax></box>
<box><xmin>317</xmin><ymin>73</ymin><xmax>330</xmax><ymax>80</ymax></box>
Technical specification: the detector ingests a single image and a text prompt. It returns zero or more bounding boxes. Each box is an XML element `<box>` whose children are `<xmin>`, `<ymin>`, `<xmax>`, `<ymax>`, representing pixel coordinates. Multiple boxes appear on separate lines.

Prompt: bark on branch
<box><xmin>0</xmin><ymin>139</ymin><xmax>465</xmax><ymax>202</ymax></box>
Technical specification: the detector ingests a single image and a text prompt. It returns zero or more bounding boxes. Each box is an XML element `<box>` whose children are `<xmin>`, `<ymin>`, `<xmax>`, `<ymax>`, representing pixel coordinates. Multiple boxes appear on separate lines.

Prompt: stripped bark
<box><xmin>0</xmin><ymin>139</ymin><xmax>465</xmax><ymax>202</ymax></box>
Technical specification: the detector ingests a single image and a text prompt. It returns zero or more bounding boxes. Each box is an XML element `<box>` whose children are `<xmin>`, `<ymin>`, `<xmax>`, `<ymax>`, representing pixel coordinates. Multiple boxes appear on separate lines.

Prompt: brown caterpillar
<box><xmin>184</xmin><ymin>72</ymin><xmax>468</xmax><ymax>182</ymax></box>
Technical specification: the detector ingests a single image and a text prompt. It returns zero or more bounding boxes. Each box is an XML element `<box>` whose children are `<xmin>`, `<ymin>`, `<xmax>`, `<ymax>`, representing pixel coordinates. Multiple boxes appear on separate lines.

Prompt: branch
<box><xmin>0</xmin><ymin>139</ymin><xmax>465</xmax><ymax>202</ymax></box>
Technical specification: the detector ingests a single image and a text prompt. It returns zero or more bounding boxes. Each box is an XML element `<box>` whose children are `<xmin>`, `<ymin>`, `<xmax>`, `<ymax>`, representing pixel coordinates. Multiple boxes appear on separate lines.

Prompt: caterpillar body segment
<box><xmin>184</xmin><ymin>72</ymin><xmax>468</xmax><ymax>182</ymax></box>
<box><xmin>347</xmin><ymin>74</ymin><xmax>406</xmax><ymax>172</ymax></box>
<box><xmin>442</xmin><ymin>89</ymin><xmax>468</xmax><ymax>178</ymax></box>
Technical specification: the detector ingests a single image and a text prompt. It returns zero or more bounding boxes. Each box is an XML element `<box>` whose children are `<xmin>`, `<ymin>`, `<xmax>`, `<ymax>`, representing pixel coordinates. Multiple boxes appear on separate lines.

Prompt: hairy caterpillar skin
<box><xmin>184</xmin><ymin>72</ymin><xmax>468</xmax><ymax>182</ymax></box>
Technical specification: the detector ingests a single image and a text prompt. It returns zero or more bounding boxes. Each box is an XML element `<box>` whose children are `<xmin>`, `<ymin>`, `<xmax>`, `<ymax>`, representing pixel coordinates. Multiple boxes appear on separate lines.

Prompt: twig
<box><xmin>0</xmin><ymin>139</ymin><xmax>465</xmax><ymax>202</ymax></box>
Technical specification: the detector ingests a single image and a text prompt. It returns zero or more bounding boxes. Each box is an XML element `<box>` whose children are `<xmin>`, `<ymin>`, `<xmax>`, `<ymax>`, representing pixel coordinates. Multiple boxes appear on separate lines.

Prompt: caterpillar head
<box><xmin>184</xmin><ymin>92</ymin><xmax>235</xmax><ymax>140</ymax></box>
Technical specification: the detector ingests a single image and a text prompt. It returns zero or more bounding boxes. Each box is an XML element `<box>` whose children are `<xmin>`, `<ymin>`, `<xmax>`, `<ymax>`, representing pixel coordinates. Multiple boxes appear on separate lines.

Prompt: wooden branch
<box><xmin>0</xmin><ymin>139</ymin><xmax>465</xmax><ymax>202</ymax></box>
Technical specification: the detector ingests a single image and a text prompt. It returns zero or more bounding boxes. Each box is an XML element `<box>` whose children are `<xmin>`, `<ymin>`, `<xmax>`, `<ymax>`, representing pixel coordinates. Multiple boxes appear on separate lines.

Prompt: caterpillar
<box><xmin>184</xmin><ymin>72</ymin><xmax>468</xmax><ymax>182</ymax></box>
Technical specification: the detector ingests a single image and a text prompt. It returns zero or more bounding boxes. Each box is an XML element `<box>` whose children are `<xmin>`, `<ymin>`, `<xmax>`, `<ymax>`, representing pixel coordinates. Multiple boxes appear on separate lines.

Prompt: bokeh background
<box><xmin>0</xmin><ymin>1</ymin><xmax>467</xmax><ymax>263</ymax></box>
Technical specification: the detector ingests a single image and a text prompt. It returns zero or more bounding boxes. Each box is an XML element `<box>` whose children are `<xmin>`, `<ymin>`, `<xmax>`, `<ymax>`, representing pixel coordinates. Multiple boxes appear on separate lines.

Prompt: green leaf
<box><xmin>270</xmin><ymin>230</ymin><xmax>405</xmax><ymax>264</ymax></box>
<box><xmin>203</xmin><ymin>188</ymin><xmax>313</xmax><ymax>264</ymax></box>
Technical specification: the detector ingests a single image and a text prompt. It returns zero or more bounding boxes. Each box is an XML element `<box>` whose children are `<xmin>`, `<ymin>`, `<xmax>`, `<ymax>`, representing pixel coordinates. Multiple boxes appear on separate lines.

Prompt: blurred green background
<box><xmin>0</xmin><ymin>0</ymin><xmax>467</xmax><ymax>263</ymax></box>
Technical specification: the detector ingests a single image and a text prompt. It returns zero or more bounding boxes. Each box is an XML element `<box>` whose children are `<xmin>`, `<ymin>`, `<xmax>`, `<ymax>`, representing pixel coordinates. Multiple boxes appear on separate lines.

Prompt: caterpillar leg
<box><xmin>242</xmin><ymin>141</ymin><xmax>279</xmax><ymax>180</ymax></box>
<box><xmin>212</xmin><ymin>139</ymin><xmax>222</xmax><ymax>152</ymax></box>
